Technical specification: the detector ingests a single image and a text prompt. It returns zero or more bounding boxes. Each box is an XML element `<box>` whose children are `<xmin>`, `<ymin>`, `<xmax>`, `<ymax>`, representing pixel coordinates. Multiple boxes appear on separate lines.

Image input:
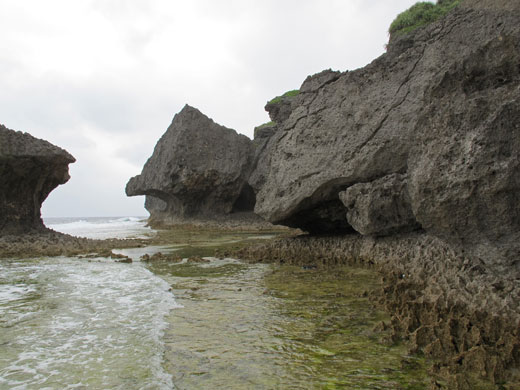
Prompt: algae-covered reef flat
<box><xmin>138</xmin><ymin>236</ymin><xmax>432</xmax><ymax>389</ymax></box>
<box><xmin>232</xmin><ymin>234</ymin><xmax>520</xmax><ymax>389</ymax></box>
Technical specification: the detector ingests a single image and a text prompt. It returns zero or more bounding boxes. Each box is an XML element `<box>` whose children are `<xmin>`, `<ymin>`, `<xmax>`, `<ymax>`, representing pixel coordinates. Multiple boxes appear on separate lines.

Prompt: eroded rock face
<box><xmin>126</xmin><ymin>105</ymin><xmax>255</xmax><ymax>223</ymax></box>
<box><xmin>251</xmin><ymin>2</ymin><xmax>520</xmax><ymax>263</ymax></box>
<box><xmin>339</xmin><ymin>174</ymin><xmax>419</xmax><ymax>236</ymax></box>
<box><xmin>408</xmin><ymin>31</ymin><xmax>520</xmax><ymax>264</ymax></box>
<box><xmin>0</xmin><ymin>124</ymin><xmax>75</xmax><ymax>234</ymax></box>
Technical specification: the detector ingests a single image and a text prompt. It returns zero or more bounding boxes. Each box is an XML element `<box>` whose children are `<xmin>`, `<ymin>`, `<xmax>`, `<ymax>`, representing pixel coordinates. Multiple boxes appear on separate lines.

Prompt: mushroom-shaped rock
<box><xmin>126</xmin><ymin>105</ymin><xmax>255</xmax><ymax>224</ymax></box>
<box><xmin>0</xmin><ymin>124</ymin><xmax>75</xmax><ymax>234</ymax></box>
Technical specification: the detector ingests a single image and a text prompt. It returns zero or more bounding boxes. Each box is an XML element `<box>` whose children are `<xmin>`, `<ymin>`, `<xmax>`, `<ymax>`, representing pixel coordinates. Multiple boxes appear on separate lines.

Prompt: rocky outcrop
<box><xmin>0</xmin><ymin>124</ymin><xmax>75</xmax><ymax>234</ymax></box>
<box><xmin>250</xmin><ymin>1</ymin><xmax>520</xmax><ymax>265</ymax></box>
<box><xmin>126</xmin><ymin>105</ymin><xmax>255</xmax><ymax>224</ymax></box>
<box><xmin>338</xmin><ymin>173</ymin><xmax>419</xmax><ymax>236</ymax></box>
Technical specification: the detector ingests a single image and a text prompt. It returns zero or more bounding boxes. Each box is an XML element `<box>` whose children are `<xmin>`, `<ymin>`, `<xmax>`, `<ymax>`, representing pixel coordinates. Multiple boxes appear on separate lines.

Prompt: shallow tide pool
<box><xmin>147</xmin><ymin>256</ymin><xmax>430</xmax><ymax>389</ymax></box>
<box><xmin>1</xmin><ymin>235</ymin><xmax>431</xmax><ymax>389</ymax></box>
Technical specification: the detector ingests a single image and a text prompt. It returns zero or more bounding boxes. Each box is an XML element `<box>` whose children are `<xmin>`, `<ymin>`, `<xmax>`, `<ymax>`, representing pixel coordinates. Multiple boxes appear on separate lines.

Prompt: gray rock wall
<box><xmin>0</xmin><ymin>124</ymin><xmax>75</xmax><ymax>234</ymax></box>
<box><xmin>250</xmin><ymin>2</ymin><xmax>520</xmax><ymax>264</ymax></box>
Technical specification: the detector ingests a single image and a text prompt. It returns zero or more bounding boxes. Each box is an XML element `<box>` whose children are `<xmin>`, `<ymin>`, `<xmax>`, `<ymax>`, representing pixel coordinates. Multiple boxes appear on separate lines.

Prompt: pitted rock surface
<box><xmin>0</xmin><ymin>124</ymin><xmax>75</xmax><ymax>234</ymax></box>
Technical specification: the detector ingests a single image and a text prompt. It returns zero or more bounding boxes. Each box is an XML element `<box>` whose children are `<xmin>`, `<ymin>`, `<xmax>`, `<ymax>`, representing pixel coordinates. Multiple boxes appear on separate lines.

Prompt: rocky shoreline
<box><xmin>0</xmin><ymin>228</ymin><xmax>147</xmax><ymax>259</ymax></box>
<box><xmin>2</xmin><ymin>0</ymin><xmax>518</xmax><ymax>388</ymax></box>
<box><xmin>230</xmin><ymin>234</ymin><xmax>520</xmax><ymax>390</ymax></box>
<box><xmin>145</xmin><ymin>211</ymin><xmax>284</xmax><ymax>232</ymax></box>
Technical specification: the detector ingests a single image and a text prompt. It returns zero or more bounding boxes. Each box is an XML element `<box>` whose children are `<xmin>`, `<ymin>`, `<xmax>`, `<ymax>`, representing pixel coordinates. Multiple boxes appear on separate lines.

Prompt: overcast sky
<box><xmin>0</xmin><ymin>0</ymin><xmax>419</xmax><ymax>217</ymax></box>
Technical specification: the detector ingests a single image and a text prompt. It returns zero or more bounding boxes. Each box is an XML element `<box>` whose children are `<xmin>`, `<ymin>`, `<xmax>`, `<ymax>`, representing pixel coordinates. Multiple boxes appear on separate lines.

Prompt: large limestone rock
<box><xmin>0</xmin><ymin>124</ymin><xmax>75</xmax><ymax>234</ymax></box>
<box><xmin>408</xmin><ymin>29</ymin><xmax>520</xmax><ymax>264</ymax></box>
<box><xmin>251</xmin><ymin>1</ymin><xmax>520</xmax><ymax>262</ymax></box>
<box><xmin>338</xmin><ymin>174</ymin><xmax>418</xmax><ymax>236</ymax></box>
<box><xmin>126</xmin><ymin>105</ymin><xmax>255</xmax><ymax>223</ymax></box>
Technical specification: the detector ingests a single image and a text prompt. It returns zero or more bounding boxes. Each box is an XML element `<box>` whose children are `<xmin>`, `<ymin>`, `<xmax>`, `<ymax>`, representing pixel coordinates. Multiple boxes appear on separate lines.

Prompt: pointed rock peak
<box><xmin>171</xmin><ymin>104</ymin><xmax>240</xmax><ymax>136</ymax></box>
<box><xmin>171</xmin><ymin>104</ymin><xmax>217</xmax><ymax>130</ymax></box>
<box><xmin>179</xmin><ymin>104</ymin><xmax>203</xmax><ymax>116</ymax></box>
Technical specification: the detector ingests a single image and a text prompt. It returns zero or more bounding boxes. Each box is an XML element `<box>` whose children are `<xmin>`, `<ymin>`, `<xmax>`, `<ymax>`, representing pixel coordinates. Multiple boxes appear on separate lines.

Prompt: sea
<box><xmin>45</xmin><ymin>216</ymin><xmax>155</xmax><ymax>240</ymax></box>
<box><xmin>0</xmin><ymin>217</ymin><xmax>178</xmax><ymax>390</ymax></box>
<box><xmin>0</xmin><ymin>217</ymin><xmax>430</xmax><ymax>389</ymax></box>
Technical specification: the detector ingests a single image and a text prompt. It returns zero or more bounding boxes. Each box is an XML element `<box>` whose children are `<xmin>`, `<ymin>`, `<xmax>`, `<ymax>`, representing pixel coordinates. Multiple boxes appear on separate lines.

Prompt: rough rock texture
<box><xmin>232</xmin><ymin>234</ymin><xmax>520</xmax><ymax>389</ymax></box>
<box><xmin>338</xmin><ymin>173</ymin><xmax>419</xmax><ymax>236</ymax></box>
<box><xmin>0</xmin><ymin>229</ymin><xmax>146</xmax><ymax>258</ymax></box>
<box><xmin>143</xmin><ymin>195</ymin><xmax>168</xmax><ymax>225</ymax></box>
<box><xmin>0</xmin><ymin>124</ymin><xmax>75</xmax><ymax>234</ymax></box>
<box><xmin>251</xmin><ymin>0</ymin><xmax>520</xmax><ymax>266</ymax></box>
<box><xmin>126</xmin><ymin>105</ymin><xmax>255</xmax><ymax>224</ymax></box>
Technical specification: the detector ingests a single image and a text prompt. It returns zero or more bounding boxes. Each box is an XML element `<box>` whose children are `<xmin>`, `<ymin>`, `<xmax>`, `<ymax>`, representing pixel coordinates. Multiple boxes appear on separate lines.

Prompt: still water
<box><xmin>0</xmin><ymin>218</ymin><xmax>429</xmax><ymax>389</ymax></box>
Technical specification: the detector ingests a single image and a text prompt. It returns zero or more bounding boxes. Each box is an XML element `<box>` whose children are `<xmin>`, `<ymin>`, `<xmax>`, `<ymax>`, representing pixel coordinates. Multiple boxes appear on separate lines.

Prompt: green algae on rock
<box><xmin>151</xmin><ymin>255</ymin><xmax>431</xmax><ymax>389</ymax></box>
<box><xmin>233</xmin><ymin>234</ymin><xmax>520</xmax><ymax>389</ymax></box>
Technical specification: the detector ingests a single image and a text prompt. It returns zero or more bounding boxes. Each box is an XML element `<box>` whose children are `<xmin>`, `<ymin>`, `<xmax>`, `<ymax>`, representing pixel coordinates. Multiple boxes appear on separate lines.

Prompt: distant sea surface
<box><xmin>44</xmin><ymin>216</ymin><xmax>153</xmax><ymax>239</ymax></box>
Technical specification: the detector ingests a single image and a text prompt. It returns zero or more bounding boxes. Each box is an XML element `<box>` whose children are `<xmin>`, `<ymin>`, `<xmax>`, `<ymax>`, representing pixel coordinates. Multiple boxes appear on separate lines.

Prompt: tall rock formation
<box><xmin>0</xmin><ymin>124</ymin><xmax>75</xmax><ymax>234</ymax></box>
<box><xmin>126</xmin><ymin>105</ymin><xmax>255</xmax><ymax>224</ymax></box>
<box><xmin>251</xmin><ymin>0</ymin><xmax>520</xmax><ymax>265</ymax></box>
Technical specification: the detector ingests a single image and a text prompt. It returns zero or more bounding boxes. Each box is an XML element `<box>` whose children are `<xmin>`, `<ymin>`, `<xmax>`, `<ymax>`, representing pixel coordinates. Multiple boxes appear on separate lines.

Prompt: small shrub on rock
<box><xmin>389</xmin><ymin>0</ymin><xmax>460</xmax><ymax>39</ymax></box>
<box><xmin>267</xmin><ymin>89</ymin><xmax>300</xmax><ymax>105</ymax></box>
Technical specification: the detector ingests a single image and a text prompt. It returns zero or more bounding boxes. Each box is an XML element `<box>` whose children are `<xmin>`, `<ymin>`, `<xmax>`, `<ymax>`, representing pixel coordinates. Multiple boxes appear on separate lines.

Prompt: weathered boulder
<box><xmin>0</xmin><ymin>124</ymin><xmax>75</xmax><ymax>234</ymax></box>
<box><xmin>251</xmin><ymin>1</ymin><xmax>520</xmax><ymax>262</ymax></box>
<box><xmin>338</xmin><ymin>174</ymin><xmax>419</xmax><ymax>236</ymax></box>
<box><xmin>126</xmin><ymin>105</ymin><xmax>255</xmax><ymax>223</ymax></box>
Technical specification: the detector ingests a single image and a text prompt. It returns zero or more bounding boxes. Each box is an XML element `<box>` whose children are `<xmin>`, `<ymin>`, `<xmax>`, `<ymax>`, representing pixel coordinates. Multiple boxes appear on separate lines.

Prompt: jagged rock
<box><xmin>251</xmin><ymin>1</ymin><xmax>520</xmax><ymax>264</ymax></box>
<box><xmin>126</xmin><ymin>105</ymin><xmax>255</xmax><ymax>224</ymax></box>
<box><xmin>338</xmin><ymin>174</ymin><xmax>419</xmax><ymax>236</ymax></box>
<box><xmin>0</xmin><ymin>124</ymin><xmax>75</xmax><ymax>234</ymax></box>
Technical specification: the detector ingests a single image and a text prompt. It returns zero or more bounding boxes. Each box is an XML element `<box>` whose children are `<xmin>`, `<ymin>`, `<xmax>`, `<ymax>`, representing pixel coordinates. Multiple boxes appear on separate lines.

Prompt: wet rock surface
<box><xmin>126</xmin><ymin>105</ymin><xmax>255</xmax><ymax>224</ymax></box>
<box><xmin>233</xmin><ymin>233</ymin><xmax>520</xmax><ymax>389</ymax></box>
<box><xmin>0</xmin><ymin>229</ymin><xmax>146</xmax><ymax>258</ymax></box>
<box><xmin>0</xmin><ymin>124</ymin><xmax>75</xmax><ymax>234</ymax></box>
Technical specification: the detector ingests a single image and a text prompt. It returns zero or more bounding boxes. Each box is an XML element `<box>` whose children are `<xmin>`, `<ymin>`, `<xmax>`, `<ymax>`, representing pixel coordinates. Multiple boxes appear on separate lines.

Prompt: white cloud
<box><xmin>0</xmin><ymin>0</ymin><xmax>418</xmax><ymax>217</ymax></box>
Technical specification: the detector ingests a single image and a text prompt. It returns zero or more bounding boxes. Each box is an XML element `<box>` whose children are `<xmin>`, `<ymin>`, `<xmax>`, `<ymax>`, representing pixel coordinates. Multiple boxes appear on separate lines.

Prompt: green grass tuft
<box><xmin>256</xmin><ymin>121</ymin><xmax>276</xmax><ymax>129</ymax></box>
<box><xmin>267</xmin><ymin>89</ymin><xmax>300</xmax><ymax>105</ymax></box>
<box><xmin>389</xmin><ymin>0</ymin><xmax>460</xmax><ymax>38</ymax></box>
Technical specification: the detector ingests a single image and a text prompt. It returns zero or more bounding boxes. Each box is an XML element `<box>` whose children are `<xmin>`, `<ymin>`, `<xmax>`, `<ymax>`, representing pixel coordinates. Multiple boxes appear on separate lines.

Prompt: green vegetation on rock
<box><xmin>389</xmin><ymin>0</ymin><xmax>460</xmax><ymax>38</ymax></box>
<box><xmin>268</xmin><ymin>89</ymin><xmax>300</xmax><ymax>105</ymax></box>
<box><xmin>256</xmin><ymin>121</ymin><xmax>276</xmax><ymax>129</ymax></box>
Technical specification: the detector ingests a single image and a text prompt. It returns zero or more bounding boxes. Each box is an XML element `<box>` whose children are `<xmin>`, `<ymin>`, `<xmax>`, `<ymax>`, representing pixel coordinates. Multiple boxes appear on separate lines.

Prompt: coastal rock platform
<box><xmin>233</xmin><ymin>233</ymin><xmax>520</xmax><ymax>389</ymax></box>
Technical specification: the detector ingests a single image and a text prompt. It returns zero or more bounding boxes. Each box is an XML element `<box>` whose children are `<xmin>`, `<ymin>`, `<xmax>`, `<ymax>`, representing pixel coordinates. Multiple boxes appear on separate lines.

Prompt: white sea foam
<box><xmin>0</xmin><ymin>257</ymin><xmax>180</xmax><ymax>390</ymax></box>
<box><xmin>45</xmin><ymin>216</ymin><xmax>154</xmax><ymax>239</ymax></box>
